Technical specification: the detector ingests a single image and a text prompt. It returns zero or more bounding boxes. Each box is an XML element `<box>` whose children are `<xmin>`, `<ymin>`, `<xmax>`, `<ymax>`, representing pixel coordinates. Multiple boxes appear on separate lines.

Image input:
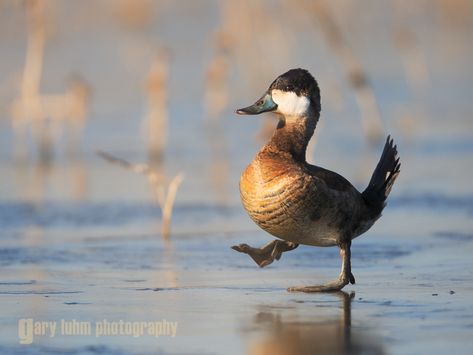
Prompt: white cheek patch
<box><xmin>271</xmin><ymin>89</ymin><xmax>310</xmax><ymax>116</ymax></box>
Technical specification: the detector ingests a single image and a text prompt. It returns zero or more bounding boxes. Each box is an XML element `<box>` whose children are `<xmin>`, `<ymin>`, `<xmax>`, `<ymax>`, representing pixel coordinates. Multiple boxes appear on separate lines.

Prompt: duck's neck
<box><xmin>267</xmin><ymin>112</ymin><xmax>319</xmax><ymax>162</ymax></box>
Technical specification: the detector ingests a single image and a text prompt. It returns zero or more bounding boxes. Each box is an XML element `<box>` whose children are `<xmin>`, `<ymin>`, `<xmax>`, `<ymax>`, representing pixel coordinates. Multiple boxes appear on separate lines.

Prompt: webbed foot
<box><xmin>232</xmin><ymin>240</ymin><xmax>298</xmax><ymax>267</ymax></box>
<box><xmin>287</xmin><ymin>273</ymin><xmax>355</xmax><ymax>293</ymax></box>
<box><xmin>287</xmin><ymin>242</ymin><xmax>355</xmax><ymax>293</ymax></box>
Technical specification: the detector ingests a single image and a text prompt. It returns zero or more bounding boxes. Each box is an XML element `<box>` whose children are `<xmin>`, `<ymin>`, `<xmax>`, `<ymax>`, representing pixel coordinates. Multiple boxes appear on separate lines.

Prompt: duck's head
<box><xmin>236</xmin><ymin>68</ymin><xmax>320</xmax><ymax>118</ymax></box>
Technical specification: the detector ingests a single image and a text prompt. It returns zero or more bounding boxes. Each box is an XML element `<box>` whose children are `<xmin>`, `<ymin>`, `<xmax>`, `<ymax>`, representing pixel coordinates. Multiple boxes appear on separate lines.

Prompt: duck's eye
<box><xmin>256</xmin><ymin>100</ymin><xmax>264</xmax><ymax>106</ymax></box>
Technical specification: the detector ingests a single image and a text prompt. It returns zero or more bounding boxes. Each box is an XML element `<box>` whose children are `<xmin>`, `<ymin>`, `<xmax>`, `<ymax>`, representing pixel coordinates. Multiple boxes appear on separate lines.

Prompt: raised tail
<box><xmin>362</xmin><ymin>135</ymin><xmax>401</xmax><ymax>210</ymax></box>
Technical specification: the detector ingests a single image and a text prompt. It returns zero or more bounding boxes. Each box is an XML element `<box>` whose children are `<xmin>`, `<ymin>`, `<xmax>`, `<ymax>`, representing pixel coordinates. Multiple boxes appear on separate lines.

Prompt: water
<box><xmin>1</xmin><ymin>1</ymin><xmax>473</xmax><ymax>354</ymax></box>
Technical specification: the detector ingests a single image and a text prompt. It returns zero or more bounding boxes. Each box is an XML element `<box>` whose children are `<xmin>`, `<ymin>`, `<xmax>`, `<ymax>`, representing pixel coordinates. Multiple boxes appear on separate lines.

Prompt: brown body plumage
<box><xmin>233</xmin><ymin>69</ymin><xmax>400</xmax><ymax>292</ymax></box>
<box><xmin>240</xmin><ymin>123</ymin><xmax>376</xmax><ymax>248</ymax></box>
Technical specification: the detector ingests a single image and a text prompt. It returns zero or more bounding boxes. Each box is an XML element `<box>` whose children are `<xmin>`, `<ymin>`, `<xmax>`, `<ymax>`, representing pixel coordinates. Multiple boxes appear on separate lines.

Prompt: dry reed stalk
<box><xmin>70</xmin><ymin>158</ymin><xmax>88</xmax><ymax>201</ymax></box>
<box><xmin>111</xmin><ymin>0</ymin><xmax>153</xmax><ymax>29</ymax></box>
<box><xmin>160</xmin><ymin>173</ymin><xmax>184</xmax><ymax>240</ymax></box>
<box><xmin>11</xmin><ymin>0</ymin><xmax>46</xmax><ymax>161</ymax></box>
<box><xmin>22</xmin><ymin>0</ymin><xmax>45</xmax><ymax>100</ymax></box>
<box><xmin>204</xmin><ymin>32</ymin><xmax>231</xmax><ymax>120</ymax></box>
<box><xmin>217</xmin><ymin>0</ymin><xmax>291</xmax><ymax>141</ymax></box>
<box><xmin>97</xmin><ymin>151</ymin><xmax>184</xmax><ymax>239</ymax></box>
<box><xmin>202</xmin><ymin>32</ymin><xmax>232</xmax><ymax>203</ymax></box>
<box><xmin>63</xmin><ymin>77</ymin><xmax>91</xmax><ymax>156</ymax></box>
<box><xmin>393</xmin><ymin>26</ymin><xmax>430</xmax><ymax>139</ymax></box>
<box><xmin>204</xmin><ymin>120</ymin><xmax>231</xmax><ymax>205</ymax></box>
<box><xmin>28</xmin><ymin>78</ymin><xmax>90</xmax><ymax>158</ymax></box>
<box><xmin>11</xmin><ymin>0</ymin><xmax>90</xmax><ymax>162</ymax></box>
<box><xmin>143</xmin><ymin>53</ymin><xmax>169</xmax><ymax>166</ymax></box>
<box><xmin>309</xmin><ymin>1</ymin><xmax>384</xmax><ymax>144</ymax></box>
<box><xmin>394</xmin><ymin>28</ymin><xmax>429</xmax><ymax>99</ymax></box>
<box><xmin>11</xmin><ymin>77</ymin><xmax>91</xmax><ymax>162</ymax></box>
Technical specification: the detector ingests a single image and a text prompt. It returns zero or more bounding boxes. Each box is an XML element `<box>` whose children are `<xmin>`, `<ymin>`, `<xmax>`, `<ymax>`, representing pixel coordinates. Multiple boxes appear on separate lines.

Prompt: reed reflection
<box><xmin>247</xmin><ymin>292</ymin><xmax>384</xmax><ymax>355</ymax></box>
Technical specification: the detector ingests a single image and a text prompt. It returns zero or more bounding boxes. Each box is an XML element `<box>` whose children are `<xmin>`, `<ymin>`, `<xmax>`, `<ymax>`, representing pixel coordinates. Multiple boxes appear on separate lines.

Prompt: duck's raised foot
<box><xmin>231</xmin><ymin>240</ymin><xmax>298</xmax><ymax>267</ymax></box>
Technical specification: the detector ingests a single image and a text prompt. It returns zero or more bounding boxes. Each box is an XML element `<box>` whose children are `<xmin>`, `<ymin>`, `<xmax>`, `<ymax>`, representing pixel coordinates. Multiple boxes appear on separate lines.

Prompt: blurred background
<box><xmin>0</xmin><ymin>0</ymin><xmax>471</xmax><ymax>206</ymax></box>
<box><xmin>0</xmin><ymin>0</ymin><xmax>472</xmax><ymax>354</ymax></box>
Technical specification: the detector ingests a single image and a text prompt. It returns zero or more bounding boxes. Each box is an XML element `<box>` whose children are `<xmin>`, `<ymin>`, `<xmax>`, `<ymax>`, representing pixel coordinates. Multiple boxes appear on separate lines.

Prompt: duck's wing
<box><xmin>306</xmin><ymin>164</ymin><xmax>360</xmax><ymax>194</ymax></box>
<box><xmin>304</xmin><ymin>164</ymin><xmax>373</xmax><ymax>239</ymax></box>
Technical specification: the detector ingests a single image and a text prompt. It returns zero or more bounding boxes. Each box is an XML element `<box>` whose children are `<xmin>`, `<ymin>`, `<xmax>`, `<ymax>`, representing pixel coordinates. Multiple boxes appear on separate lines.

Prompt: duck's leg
<box><xmin>288</xmin><ymin>241</ymin><xmax>355</xmax><ymax>292</ymax></box>
<box><xmin>232</xmin><ymin>240</ymin><xmax>299</xmax><ymax>267</ymax></box>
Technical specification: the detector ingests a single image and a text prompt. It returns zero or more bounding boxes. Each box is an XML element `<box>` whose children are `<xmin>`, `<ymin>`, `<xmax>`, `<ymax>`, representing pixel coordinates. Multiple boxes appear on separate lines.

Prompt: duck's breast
<box><xmin>240</xmin><ymin>158</ymin><xmax>339</xmax><ymax>246</ymax></box>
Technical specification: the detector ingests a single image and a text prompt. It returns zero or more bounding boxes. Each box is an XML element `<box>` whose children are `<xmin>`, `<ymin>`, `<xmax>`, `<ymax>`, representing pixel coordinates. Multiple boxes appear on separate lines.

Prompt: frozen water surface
<box><xmin>0</xmin><ymin>1</ymin><xmax>472</xmax><ymax>354</ymax></box>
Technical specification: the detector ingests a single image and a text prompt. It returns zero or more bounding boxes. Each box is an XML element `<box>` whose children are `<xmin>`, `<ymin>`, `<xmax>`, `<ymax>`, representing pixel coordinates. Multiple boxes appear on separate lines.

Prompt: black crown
<box><xmin>269</xmin><ymin>68</ymin><xmax>319</xmax><ymax>99</ymax></box>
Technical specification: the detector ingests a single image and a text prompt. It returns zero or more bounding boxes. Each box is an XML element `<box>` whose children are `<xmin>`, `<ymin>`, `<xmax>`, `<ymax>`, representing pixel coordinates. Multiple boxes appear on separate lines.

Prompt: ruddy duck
<box><xmin>232</xmin><ymin>68</ymin><xmax>400</xmax><ymax>292</ymax></box>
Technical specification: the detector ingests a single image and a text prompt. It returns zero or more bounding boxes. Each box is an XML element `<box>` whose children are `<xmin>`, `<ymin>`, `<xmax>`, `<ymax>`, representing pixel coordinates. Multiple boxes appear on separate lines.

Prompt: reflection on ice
<box><xmin>246</xmin><ymin>292</ymin><xmax>384</xmax><ymax>355</ymax></box>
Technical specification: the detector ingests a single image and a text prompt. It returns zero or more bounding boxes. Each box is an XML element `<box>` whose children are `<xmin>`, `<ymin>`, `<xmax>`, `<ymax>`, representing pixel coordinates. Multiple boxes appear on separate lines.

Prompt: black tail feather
<box><xmin>362</xmin><ymin>135</ymin><xmax>401</xmax><ymax>209</ymax></box>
